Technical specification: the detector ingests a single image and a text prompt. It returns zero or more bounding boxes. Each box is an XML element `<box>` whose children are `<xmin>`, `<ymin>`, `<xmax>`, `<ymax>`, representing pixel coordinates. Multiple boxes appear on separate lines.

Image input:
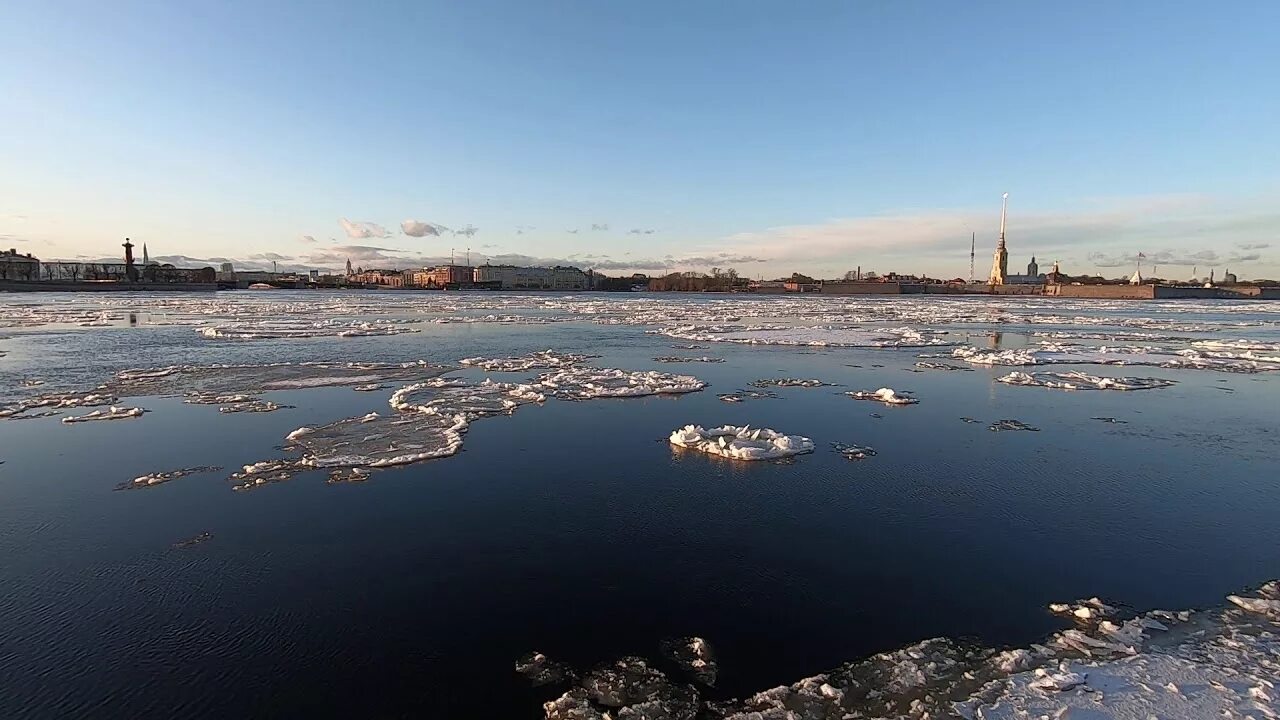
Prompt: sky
<box><xmin>2</xmin><ymin>0</ymin><xmax>1279</xmax><ymax>279</ymax></box>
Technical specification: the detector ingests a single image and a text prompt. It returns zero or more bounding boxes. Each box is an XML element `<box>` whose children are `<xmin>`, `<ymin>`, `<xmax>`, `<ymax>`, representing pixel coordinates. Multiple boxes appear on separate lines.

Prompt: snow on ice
<box><xmin>844</xmin><ymin>388</ymin><xmax>918</xmax><ymax>405</ymax></box>
<box><xmin>996</xmin><ymin>370</ymin><xmax>1177</xmax><ymax>391</ymax></box>
<box><xmin>669</xmin><ymin>424</ymin><xmax>814</xmax><ymax>461</ymax></box>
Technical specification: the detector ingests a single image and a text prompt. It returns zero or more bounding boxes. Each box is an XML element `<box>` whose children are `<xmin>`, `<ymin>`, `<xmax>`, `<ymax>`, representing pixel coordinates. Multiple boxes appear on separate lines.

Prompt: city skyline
<box><xmin>3</xmin><ymin>1</ymin><xmax>1278</xmax><ymax>278</ymax></box>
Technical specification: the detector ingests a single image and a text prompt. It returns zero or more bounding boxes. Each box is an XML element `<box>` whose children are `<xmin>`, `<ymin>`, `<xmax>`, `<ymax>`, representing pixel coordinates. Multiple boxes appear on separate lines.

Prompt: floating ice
<box><xmin>661</xmin><ymin>637</ymin><xmax>718</xmax><ymax>687</ymax></box>
<box><xmin>172</xmin><ymin>531</ymin><xmax>212</xmax><ymax>549</ymax></box>
<box><xmin>61</xmin><ymin>406</ymin><xmax>146</xmax><ymax>423</ymax></box>
<box><xmin>1</xmin><ymin>391</ymin><xmax>117</xmax><ymax>419</ymax></box>
<box><xmin>660</xmin><ymin>324</ymin><xmax>954</xmax><ymax>348</ymax></box>
<box><xmin>537</xmin><ymin>367</ymin><xmax>705</xmax><ymax>399</ymax></box>
<box><xmin>231</xmin><ymin>412</ymin><xmax>468</xmax><ymax>491</ymax></box>
<box><xmin>831</xmin><ymin>442</ymin><xmax>877</xmax><ymax>460</ymax></box>
<box><xmin>844</xmin><ymin>388</ymin><xmax>918</xmax><ymax>405</ymax></box>
<box><xmin>717</xmin><ymin>389</ymin><xmax>779</xmax><ymax>403</ymax></box>
<box><xmin>1227</xmin><ymin>580</ymin><xmax>1280</xmax><ymax>619</ymax></box>
<box><xmin>996</xmin><ymin>370</ymin><xmax>1176</xmax><ymax>391</ymax></box>
<box><xmin>960</xmin><ymin>417</ymin><xmax>982</xmax><ymax>424</ymax></box>
<box><xmin>915</xmin><ymin>361</ymin><xmax>972</xmax><ymax>371</ymax></box>
<box><xmin>1028</xmin><ymin>668</ymin><xmax>1087</xmax><ymax>691</ymax></box>
<box><xmin>749</xmin><ymin>378</ymin><xmax>836</xmax><ymax>388</ymax></box>
<box><xmin>352</xmin><ymin>384</ymin><xmax>385</xmax><ymax>392</ymax></box>
<box><xmin>516</xmin><ymin>651</ymin><xmax>576</xmax><ymax>687</ymax></box>
<box><xmin>988</xmin><ymin>419</ymin><xmax>1040</xmax><ymax>432</ymax></box>
<box><xmin>459</xmin><ymin>350</ymin><xmax>595</xmax><ymax>372</ymax></box>
<box><xmin>198</xmin><ymin>318</ymin><xmax>419</xmax><ymax>340</ymax></box>
<box><xmin>652</xmin><ymin>356</ymin><xmax>724</xmax><ymax>364</ymax></box>
<box><xmin>390</xmin><ymin>378</ymin><xmax>545</xmax><ymax>418</ymax></box>
<box><xmin>669</xmin><ymin>424</ymin><xmax>814</xmax><ymax>461</ymax></box>
<box><xmin>1091</xmin><ymin>416</ymin><xmax>1128</xmax><ymax>424</ymax></box>
<box><xmin>217</xmin><ymin>400</ymin><xmax>293</xmax><ymax>413</ymax></box>
<box><xmin>119</xmin><ymin>466</ymin><xmax>222</xmax><ymax>490</ymax></box>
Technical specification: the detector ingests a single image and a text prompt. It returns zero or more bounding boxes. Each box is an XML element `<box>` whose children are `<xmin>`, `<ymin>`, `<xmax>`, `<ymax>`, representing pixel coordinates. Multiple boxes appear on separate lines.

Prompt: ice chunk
<box><xmin>581</xmin><ymin>657</ymin><xmax>674</xmax><ymax>707</ymax></box>
<box><xmin>661</xmin><ymin>636</ymin><xmax>718</xmax><ymax>686</ymax></box>
<box><xmin>996</xmin><ymin>370</ymin><xmax>1176</xmax><ymax>391</ymax></box>
<box><xmin>516</xmin><ymin>651</ymin><xmax>576</xmax><ymax>687</ymax></box>
<box><xmin>459</xmin><ymin>350</ymin><xmax>595</xmax><ymax>372</ymax></box>
<box><xmin>652</xmin><ymin>356</ymin><xmax>724</xmax><ymax>364</ymax></box>
<box><xmin>538</xmin><ymin>368</ymin><xmax>705</xmax><ymax>399</ymax></box>
<box><xmin>119</xmin><ymin>466</ymin><xmax>222</xmax><ymax>490</ymax></box>
<box><xmin>915</xmin><ymin>361</ymin><xmax>972</xmax><ymax>371</ymax></box>
<box><xmin>669</xmin><ymin>424</ymin><xmax>814</xmax><ymax>461</ymax></box>
<box><xmin>749</xmin><ymin>378</ymin><xmax>837</xmax><ymax>388</ymax></box>
<box><xmin>231</xmin><ymin>412</ymin><xmax>468</xmax><ymax>491</ymax></box>
<box><xmin>831</xmin><ymin>442</ymin><xmax>877</xmax><ymax>460</ymax></box>
<box><xmin>390</xmin><ymin>378</ymin><xmax>545</xmax><ymax>418</ymax></box>
<box><xmin>542</xmin><ymin>689</ymin><xmax>610</xmax><ymax>720</ymax></box>
<box><xmin>172</xmin><ymin>531</ymin><xmax>212</xmax><ymax>549</ymax></box>
<box><xmin>717</xmin><ymin>389</ymin><xmax>779</xmax><ymax>403</ymax></box>
<box><xmin>1028</xmin><ymin>669</ymin><xmax>1087</xmax><ymax>691</ymax></box>
<box><xmin>988</xmin><ymin>419</ymin><xmax>1039</xmax><ymax>432</ymax></box>
<box><xmin>61</xmin><ymin>406</ymin><xmax>146</xmax><ymax>423</ymax></box>
<box><xmin>845</xmin><ymin>388</ymin><xmax>918</xmax><ymax>405</ymax></box>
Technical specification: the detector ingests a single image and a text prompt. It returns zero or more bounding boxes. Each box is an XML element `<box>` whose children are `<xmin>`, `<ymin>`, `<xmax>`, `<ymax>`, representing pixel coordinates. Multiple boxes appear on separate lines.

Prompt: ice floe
<box><xmin>459</xmin><ymin>350</ymin><xmax>595</xmax><ymax>372</ymax></box>
<box><xmin>831</xmin><ymin>442</ymin><xmax>877</xmax><ymax>460</ymax></box>
<box><xmin>231</xmin><ymin>411</ymin><xmax>469</xmax><ymax>490</ymax></box>
<box><xmin>389</xmin><ymin>378</ymin><xmax>545</xmax><ymax>418</ymax></box>
<box><xmin>197</xmin><ymin>318</ymin><xmax>419</xmax><ymax>340</ymax></box>
<box><xmin>749</xmin><ymin>378</ymin><xmax>837</xmax><ymax>388</ymax></box>
<box><xmin>61</xmin><ymin>406</ymin><xmax>146</xmax><ymax>423</ymax></box>
<box><xmin>717</xmin><ymin>389</ymin><xmax>779</xmax><ymax>403</ymax></box>
<box><xmin>537</xmin><ymin>367</ymin><xmax>706</xmax><ymax>399</ymax></box>
<box><xmin>652</xmin><ymin>356</ymin><xmax>724</xmax><ymax>363</ymax></box>
<box><xmin>914</xmin><ymin>361</ymin><xmax>972</xmax><ymax>371</ymax></box>
<box><xmin>172</xmin><ymin>531</ymin><xmax>212</xmax><ymax>549</ymax></box>
<box><xmin>996</xmin><ymin>370</ymin><xmax>1177</xmax><ymax>391</ymax></box>
<box><xmin>517</xmin><ymin>651</ymin><xmax>577</xmax><ymax>687</ymax></box>
<box><xmin>988</xmin><ymin>419</ymin><xmax>1040</xmax><ymax>432</ymax></box>
<box><xmin>661</xmin><ymin>637</ymin><xmax>718</xmax><ymax>687</ymax></box>
<box><xmin>660</xmin><ymin>324</ymin><xmax>954</xmax><ymax>348</ymax></box>
<box><xmin>844</xmin><ymin>388</ymin><xmax>918</xmax><ymax>405</ymax></box>
<box><xmin>669</xmin><ymin>424</ymin><xmax>814</xmax><ymax>461</ymax></box>
<box><xmin>119</xmin><ymin>466</ymin><xmax>223</xmax><ymax>490</ymax></box>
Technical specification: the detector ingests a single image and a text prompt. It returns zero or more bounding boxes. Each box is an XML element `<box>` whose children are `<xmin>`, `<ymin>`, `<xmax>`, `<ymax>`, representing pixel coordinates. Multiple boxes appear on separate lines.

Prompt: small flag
<box><xmin>1137</xmin><ymin>252</ymin><xmax>1146</xmax><ymax>259</ymax></box>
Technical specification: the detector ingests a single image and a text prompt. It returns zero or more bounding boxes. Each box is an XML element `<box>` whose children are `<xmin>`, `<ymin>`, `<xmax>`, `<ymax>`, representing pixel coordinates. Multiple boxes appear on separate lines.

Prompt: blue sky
<box><xmin>2</xmin><ymin>0</ymin><xmax>1278</xmax><ymax>278</ymax></box>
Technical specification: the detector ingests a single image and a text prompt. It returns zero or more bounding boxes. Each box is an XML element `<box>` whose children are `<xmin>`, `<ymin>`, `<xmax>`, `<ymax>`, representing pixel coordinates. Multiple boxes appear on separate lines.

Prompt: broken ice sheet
<box><xmin>459</xmin><ymin>350</ymin><xmax>595</xmax><ymax>372</ymax></box>
<box><xmin>997</xmin><ymin>370</ymin><xmax>1176</xmax><ymax>391</ymax></box>
<box><xmin>61</xmin><ymin>406</ymin><xmax>146</xmax><ymax>423</ymax></box>
<box><xmin>118</xmin><ymin>466</ymin><xmax>222</xmax><ymax>490</ymax></box>
<box><xmin>717</xmin><ymin>388</ymin><xmax>779</xmax><ymax>403</ymax></box>
<box><xmin>172</xmin><ymin>531</ymin><xmax>212</xmax><ymax>549</ymax></box>
<box><xmin>537</xmin><ymin>367</ymin><xmax>706</xmax><ymax>399</ymax></box>
<box><xmin>660</xmin><ymin>636</ymin><xmax>718</xmax><ymax>686</ymax></box>
<box><xmin>844</xmin><ymin>388</ymin><xmax>918</xmax><ymax>405</ymax></box>
<box><xmin>988</xmin><ymin>419</ymin><xmax>1040</xmax><ymax>432</ymax></box>
<box><xmin>652</xmin><ymin>356</ymin><xmax>724</xmax><ymax>363</ymax></box>
<box><xmin>669</xmin><ymin>424</ymin><xmax>814</xmax><ymax>461</ymax></box>
<box><xmin>749</xmin><ymin>378</ymin><xmax>837</xmax><ymax>388</ymax></box>
<box><xmin>831</xmin><ymin>442</ymin><xmax>877</xmax><ymax>460</ymax></box>
<box><xmin>517</xmin><ymin>651</ymin><xmax>577</xmax><ymax>687</ymax></box>
<box><xmin>230</xmin><ymin>411</ymin><xmax>468</xmax><ymax>491</ymax></box>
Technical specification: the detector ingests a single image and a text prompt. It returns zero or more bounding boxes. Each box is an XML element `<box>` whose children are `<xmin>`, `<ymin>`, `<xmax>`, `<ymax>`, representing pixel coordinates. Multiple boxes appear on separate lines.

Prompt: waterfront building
<box><xmin>471</xmin><ymin>264</ymin><xmax>587</xmax><ymax>290</ymax></box>
<box><xmin>0</xmin><ymin>248</ymin><xmax>41</xmax><ymax>280</ymax></box>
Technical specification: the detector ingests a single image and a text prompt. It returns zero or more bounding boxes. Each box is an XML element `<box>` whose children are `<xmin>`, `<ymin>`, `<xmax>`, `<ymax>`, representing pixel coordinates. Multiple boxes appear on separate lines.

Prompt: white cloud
<box><xmin>298</xmin><ymin>235</ymin><xmax>317</xmax><ymax>243</ymax></box>
<box><xmin>401</xmin><ymin>219</ymin><xmax>448</xmax><ymax>237</ymax></box>
<box><xmin>340</xmin><ymin>218</ymin><xmax>391</xmax><ymax>239</ymax></box>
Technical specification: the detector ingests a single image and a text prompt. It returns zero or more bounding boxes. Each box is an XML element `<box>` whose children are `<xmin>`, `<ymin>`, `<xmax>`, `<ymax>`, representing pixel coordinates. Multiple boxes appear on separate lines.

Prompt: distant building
<box><xmin>1027</xmin><ymin>256</ymin><xmax>1039</xmax><ymax>277</ymax></box>
<box><xmin>1129</xmin><ymin>268</ymin><xmax>1144</xmax><ymax>285</ymax></box>
<box><xmin>0</xmin><ymin>248</ymin><xmax>41</xmax><ymax>281</ymax></box>
<box><xmin>1223</xmin><ymin>268</ymin><xmax>1238</xmax><ymax>284</ymax></box>
<box><xmin>350</xmin><ymin>269</ymin><xmax>405</xmax><ymax>287</ymax></box>
<box><xmin>989</xmin><ymin>193</ymin><xmax>1010</xmax><ymax>284</ymax></box>
<box><xmin>471</xmin><ymin>264</ymin><xmax>586</xmax><ymax>290</ymax></box>
<box><xmin>412</xmin><ymin>264</ymin><xmax>473</xmax><ymax>288</ymax></box>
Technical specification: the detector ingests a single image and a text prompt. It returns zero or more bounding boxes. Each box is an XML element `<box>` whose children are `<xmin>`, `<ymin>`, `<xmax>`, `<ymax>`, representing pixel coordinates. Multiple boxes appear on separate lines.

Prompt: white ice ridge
<box><xmin>845</xmin><ymin>388</ymin><xmax>918</xmax><ymax>405</ymax></box>
<box><xmin>997</xmin><ymin>370</ymin><xmax>1177</xmax><ymax>391</ymax></box>
<box><xmin>1</xmin><ymin>391</ymin><xmax>117</xmax><ymax>419</ymax></box>
<box><xmin>951</xmin><ymin>343</ymin><xmax>1280</xmax><ymax>373</ymax></box>
<box><xmin>389</xmin><ymin>377</ymin><xmax>545</xmax><ymax>418</ymax></box>
<box><xmin>119</xmin><ymin>465</ymin><xmax>222</xmax><ymax>490</ymax></box>
<box><xmin>459</xmin><ymin>350</ymin><xmax>595</xmax><ymax>372</ymax></box>
<box><xmin>61</xmin><ymin>406</ymin><xmax>146</xmax><ymax>423</ymax></box>
<box><xmin>669</xmin><ymin>424</ymin><xmax>814</xmax><ymax>461</ymax></box>
<box><xmin>536</xmin><ymin>367</ymin><xmax>706</xmax><ymax>399</ymax></box>
<box><xmin>197</xmin><ymin>318</ymin><xmax>419</xmax><ymax>340</ymax></box>
<box><xmin>659</xmin><ymin>324</ymin><xmax>955</xmax><ymax>348</ymax></box>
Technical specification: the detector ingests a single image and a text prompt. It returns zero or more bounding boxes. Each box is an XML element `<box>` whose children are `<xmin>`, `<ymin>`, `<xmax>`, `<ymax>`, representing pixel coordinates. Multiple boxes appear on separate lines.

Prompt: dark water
<box><xmin>1</xmin><ymin>293</ymin><xmax>1278</xmax><ymax>718</ymax></box>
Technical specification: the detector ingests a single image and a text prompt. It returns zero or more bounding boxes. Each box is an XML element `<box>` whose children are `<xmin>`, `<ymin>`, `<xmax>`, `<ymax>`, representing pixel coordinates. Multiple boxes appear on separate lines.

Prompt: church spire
<box><xmin>142</xmin><ymin>243</ymin><xmax>150</xmax><ymax>265</ymax></box>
